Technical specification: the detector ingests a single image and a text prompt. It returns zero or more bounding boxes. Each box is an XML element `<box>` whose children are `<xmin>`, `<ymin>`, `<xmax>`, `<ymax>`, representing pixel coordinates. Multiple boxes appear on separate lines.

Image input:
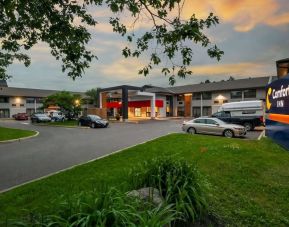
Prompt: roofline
<box><xmin>99</xmin><ymin>85</ymin><xmax>142</xmax><ymax>92</ymax></box>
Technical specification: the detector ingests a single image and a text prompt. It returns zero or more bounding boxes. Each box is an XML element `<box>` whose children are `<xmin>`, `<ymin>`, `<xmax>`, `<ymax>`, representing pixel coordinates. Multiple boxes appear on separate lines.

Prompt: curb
<box><xmin>33</xmin><ymin>123</ymin><xmax>90</xmax><ymax>129</ymax></box>
<box><xmin>0</xmin><ymin>132</ymin><xmax>174</xmax><ymax>194</ymax></box>
<box><xmin>0</xmin><ymin>131</ymin><xmax>39</xmax><ymax>144</ymax></box>
<box><xmin>257</xmin><ymin>130</ymin><xmax>265</xmax><ymax>140</ymax></box>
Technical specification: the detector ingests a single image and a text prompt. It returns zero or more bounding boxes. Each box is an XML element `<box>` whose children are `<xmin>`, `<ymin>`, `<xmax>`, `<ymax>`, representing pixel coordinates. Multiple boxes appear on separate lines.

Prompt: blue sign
<box><xmin>266</xmin><ymin>74</ymin><xmax>289</xmax><ymax>150</ymax></box>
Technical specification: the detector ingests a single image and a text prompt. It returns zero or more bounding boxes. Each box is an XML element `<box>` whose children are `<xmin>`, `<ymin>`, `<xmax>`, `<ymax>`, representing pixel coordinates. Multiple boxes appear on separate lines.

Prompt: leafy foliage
<box><xmin>129</xmin><ymin>157</ymin><xmax>208</xmax><ymax>223</ymax></box>
<box><xmin>42</xmin><ymin>91</ymin><xmax>82</xmax><ymax>117</ymax></box>
<box><xmin>85</xmin><ymin>88</ymin><xmax>101</xmax><ymax>107</ymax></box>
<box><xmin>12</xmin><ymin>188</ymin><xmax>177</xmax><ymax>226</ymax></box>
<box><xmin>0</xmin><ymin>0</ymin><xmax>223</xmax><ymax>84</ymax></box>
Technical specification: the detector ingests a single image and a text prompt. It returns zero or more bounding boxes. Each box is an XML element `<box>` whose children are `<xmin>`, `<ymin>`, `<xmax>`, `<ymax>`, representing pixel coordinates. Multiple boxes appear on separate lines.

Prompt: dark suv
<box><xmin>212</xmin><ymin>111</ymin><xmax>264</xmax><ymax>131</ymax></box>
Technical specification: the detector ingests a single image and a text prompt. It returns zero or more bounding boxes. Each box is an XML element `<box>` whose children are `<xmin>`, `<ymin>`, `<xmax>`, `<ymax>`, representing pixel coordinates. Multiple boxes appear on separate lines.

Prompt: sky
<box><xmin>6</xmin><ymin>0</ymin><xmax>289</xmax><ymax>92</ymax></box>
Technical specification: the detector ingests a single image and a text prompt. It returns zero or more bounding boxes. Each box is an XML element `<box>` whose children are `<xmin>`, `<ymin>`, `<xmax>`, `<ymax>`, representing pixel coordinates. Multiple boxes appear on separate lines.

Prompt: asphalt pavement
<box><xmin>0</xmin><ymin>119</ymin><xmax>263</xmax><ymax>191</ymax></box>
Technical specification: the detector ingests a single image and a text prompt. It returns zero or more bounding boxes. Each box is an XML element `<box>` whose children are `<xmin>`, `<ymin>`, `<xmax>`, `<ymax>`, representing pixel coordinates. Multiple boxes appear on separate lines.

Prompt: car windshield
<box><xmin>214</xmin><ymin>118</ymin><xmax>226</xmax><ymax>124</ymax></box>
<box><xmin>88</xmin><ymin>115</ymin><xmax>101</xmax><ymax>120</ymax></box>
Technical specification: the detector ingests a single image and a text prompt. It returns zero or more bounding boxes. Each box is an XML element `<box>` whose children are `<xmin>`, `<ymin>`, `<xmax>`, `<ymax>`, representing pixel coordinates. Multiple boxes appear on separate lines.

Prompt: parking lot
<box><xmin>0</xmin><ymin>119</ymin><xmax>263</xmax><ymax>191</ymax></box>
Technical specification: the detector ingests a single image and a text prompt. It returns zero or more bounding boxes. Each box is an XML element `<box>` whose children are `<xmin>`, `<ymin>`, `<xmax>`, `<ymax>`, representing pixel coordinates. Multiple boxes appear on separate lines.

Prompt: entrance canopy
<box><xmin>107</xmin><ymin>100</ymin><xmax>163</xmax><ymax>108</ymax></box>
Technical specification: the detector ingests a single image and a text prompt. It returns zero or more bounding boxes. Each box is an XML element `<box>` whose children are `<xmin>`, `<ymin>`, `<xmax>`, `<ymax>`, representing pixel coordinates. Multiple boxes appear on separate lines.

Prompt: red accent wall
<box><xmin>106</xmin><ymin>100</ymin><xmax>163</xmax><ymax>108</ymax></box>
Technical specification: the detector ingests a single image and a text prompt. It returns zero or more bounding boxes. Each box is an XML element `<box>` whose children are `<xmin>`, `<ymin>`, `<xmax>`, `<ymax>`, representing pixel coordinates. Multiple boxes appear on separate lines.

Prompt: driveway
<box><xmin>0</xmin><ymin>119</ymin><xmax>182</xmax><ymax>191</ymax></box>
<box><xmin>0</xmin><ymin>119</ymin><xmax>263</xmax><ymax>191</ymax></box>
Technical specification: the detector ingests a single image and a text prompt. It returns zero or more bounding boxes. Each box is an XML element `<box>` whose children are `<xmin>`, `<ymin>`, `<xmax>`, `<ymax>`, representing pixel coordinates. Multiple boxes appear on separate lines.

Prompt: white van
<box><xmin>212</xmin><ymin>100</ymin><xmax>264</xmax><ymax>131</ymax></box>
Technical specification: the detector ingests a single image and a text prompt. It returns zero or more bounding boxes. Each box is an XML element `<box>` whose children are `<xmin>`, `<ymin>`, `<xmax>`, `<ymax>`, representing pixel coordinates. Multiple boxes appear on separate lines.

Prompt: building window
<box><xmin>177</xmin><ymin>106</ymin><xmax>185</xmax><ymax>116</ymax></box>
<box><xmin>12</xmin><ymin>104</ymin><xmax>16</xmax><ymax>107</ymax></box>
<box><xmin>0</xmin><ymin>96</ymin><xmax>9</xmax><ymax>103</ymax></box>
<box><xmin>0</xmin><ymin>109</ymin><xmax>10</xmax><ymax>118</ymax></box>
<box><xmin>177</xmin><ymin>95</ymin><xmax>184</xmax><ymax>101</ymax></box>
<box><xmin>192</xmin><ymin>107</ymin><xmax>201</xmax><ymax>118</ymax></box>
<box><xmin>202</xmin><ymin>92</ymin><xmax>212</xmax><ymax>100</ymax></box>
<box><xmin>192</xmin><ymin>93</ymin><xmax>201</xmax><ymax>100</ymax></box>
<box><xmin>202</xmin><ymin>106</ymin><xmax>212</xmax><ymax>116</ymax></box>
<box><xmin>20</xmin><ymin>104</ymin><xmax>25</xmax><ymax>107</ymax></box>
<box><xmin>230</xmin><ymin>90</ymin><xmax>242</xmax><ymax>99</ymax></box>
<box><xmin>135</xmin><ymin>108</ymin><xmax>141</xmax><ymax>117</ymax></box>
<box><xmin>244</xmin><ymin>89</ymin><xmax>256</xmax><ymax>98</ymax></box>
<box><xmin>26</xmin><ymin>97</ymin><xmax>35</xmax><ymax>103</ymax></box>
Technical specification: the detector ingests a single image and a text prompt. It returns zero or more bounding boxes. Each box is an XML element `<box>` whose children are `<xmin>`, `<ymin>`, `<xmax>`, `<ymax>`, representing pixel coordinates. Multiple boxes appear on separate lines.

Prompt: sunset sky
<box><xmin>6</xmin><ymin>0</ymin><xmax>289</xmax><ymax>91</ymax></box>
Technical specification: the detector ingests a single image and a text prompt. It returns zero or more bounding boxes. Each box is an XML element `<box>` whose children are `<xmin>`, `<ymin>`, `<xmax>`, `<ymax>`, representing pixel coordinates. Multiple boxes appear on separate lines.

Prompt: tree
<box><xmin>204</xmin><ymin>79</ymin><xmax>211</xmax><ymax>83</ymax></box>
<box><xmin>0</xmin><ymin>0</ymin><xmax>224</xmax><ymax>85</ymax></box>
<box><xmin>43</xmin><ymin>91</ymin><xmax>82</xmax><ymax>117</ymax></box>
<box><xmin>85</xmin><ymin>88</ymin><xmax>100</xmax><ymax>107</ymax></box>
<box><xmin>228</xmin><ymin>76</ymin><xmax>235</xmax><ymax>81</ymax></box>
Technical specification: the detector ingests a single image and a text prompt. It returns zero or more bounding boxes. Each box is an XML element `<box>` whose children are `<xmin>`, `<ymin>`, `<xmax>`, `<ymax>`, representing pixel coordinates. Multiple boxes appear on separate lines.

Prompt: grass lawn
<box><xmin>0</xmin><ymin>127</ymin><xmax>37</xmax><ymax>141</ymax></box>
<box><xmin>0</xmin><ymin>134</ymin><xmax>289</xmax><ymax>226</ymax></box>
<box><xmin>46</xmin><ymin>119</ymin><xmax>78</xmax><ymax>127</ymax></box>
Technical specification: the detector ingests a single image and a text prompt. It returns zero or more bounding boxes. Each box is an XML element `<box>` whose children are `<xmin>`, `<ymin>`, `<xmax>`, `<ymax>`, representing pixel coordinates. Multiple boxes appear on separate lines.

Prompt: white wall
<box><xmin>9</xmin><ymin>97</ymin><xmax>26</xmax><ymax>117</ymax></box>
<box><xmin>156</xmin><ymin>95</ymin><xmax>166</xmax><ymax>117</ymax></box>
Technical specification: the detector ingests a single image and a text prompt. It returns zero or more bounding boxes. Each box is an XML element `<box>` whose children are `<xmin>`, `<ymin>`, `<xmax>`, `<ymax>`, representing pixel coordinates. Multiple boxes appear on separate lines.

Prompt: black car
<box><xmin>78</xmin><ymin>115</ymin><xmax>109</xmax><ymax>128</ymax></box>
<box><xmin>31</xmin><ymin>114</ymin><xmax>51</xmax><ymax>123</ymax></box>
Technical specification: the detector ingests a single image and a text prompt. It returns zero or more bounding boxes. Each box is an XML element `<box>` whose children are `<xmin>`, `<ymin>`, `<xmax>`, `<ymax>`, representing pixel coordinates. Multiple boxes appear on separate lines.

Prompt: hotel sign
<box><xmin>266</xmin><ymin>74</ymin><xmax>289</xmax><ymax>150</ymax></box>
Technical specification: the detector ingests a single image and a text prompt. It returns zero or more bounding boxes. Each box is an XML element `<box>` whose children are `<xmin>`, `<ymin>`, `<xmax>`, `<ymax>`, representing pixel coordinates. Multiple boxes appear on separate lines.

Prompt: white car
<box><xmin>182</xmin><ymin>117</ymin><xmax>246</xmax><ymax>138</ymax></box>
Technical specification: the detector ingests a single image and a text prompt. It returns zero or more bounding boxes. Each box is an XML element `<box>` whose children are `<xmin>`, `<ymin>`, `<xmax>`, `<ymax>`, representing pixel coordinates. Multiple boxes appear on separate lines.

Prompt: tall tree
<box><xmin>0</xmin><ymin>0</ymin><xmax>224</xmax><ymax>85</ymax></box>
<box><xmin>85</xmin><ymin>88</ymin><xmax>100</xmax><ymax>107</ymax></box>
<box><xmin>43</xmin><ymin>91</ymin><xmax>82</xmax><ymax>117</ymax></box>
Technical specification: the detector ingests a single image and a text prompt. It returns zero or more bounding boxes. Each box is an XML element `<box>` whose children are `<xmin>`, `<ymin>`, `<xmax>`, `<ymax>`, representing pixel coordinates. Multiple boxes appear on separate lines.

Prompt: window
<box><xmin>20</xmin><ymin>104</ymin><xmax>25</xmax><ymax>107</ymax></box>
<box><xmin>244</xmin><ymin>89</ymin><xmax>256</xmax><ymax>98</ymax></box>
<box><xmin>177</xmin><ymin>95</ymin><xmax>184</xmax><ymax>101</ymax></box>
<box><xmin>202</xmin><ymin>92</ymin><xmax>212</xmax><ymax>100</ymax></box>
<box><xmin>242</xmin><ymin>110</ymin><xmax>256</xmax><ymax>114</ymax></box>
<box><xmin>0</xmin><ymin>96</ymin><xmax>9</xmax><ymax>103</ymax></box>
<box><xmin>192</xmin><ymin>107</ymin><xmax>201</xmax><ymax>118</ymax></box>
<box><xmin>192</xmin><ymin>93</ymin><xmax>201</xmax><ymax>100</ymax></box>
<box><xmin>230</xmin><ymin>90</ymin><xmax>242</xmax><ymax>99</ymax></box>
<box><xmin>12</xmin><ymin>104</ymin><xmax>16</xmax><ymax>107</ymax></box>
<box><xmin>135</xmin><ymin>108</ymin><xmax>141</xmax><ymax>117</ymax></box>
<box><xmin>177</xmin><ymin>106</ymin><xmax>185</xmax><ymax>116</ymax></box>
<box><xmin>206</xmin><ymin>119</ymin><xmax>217</xmax><ymax>125</ymax></box>
<box><xmin>194</xmin><ymin>118</ymin><xmax>206</xmax><ymax>124</ymax></box>
<box><xmin>213</xmin><ymin>111</ymin><xmax>230</xmax><ymax>117</ymax></box>
<box><xmin>26</xmin><ymin>97</ymin><xmax>35</xmax><ymax>103</ymax></box>
<box><xmin>202</xmin><ymin>106</ymin><xmax>212</xmax><ymax>116</ymax></box>
<box><xmin>0</xmin><ymin>109</ymin><xmax>10</xmax><ymax>118</ymax></box>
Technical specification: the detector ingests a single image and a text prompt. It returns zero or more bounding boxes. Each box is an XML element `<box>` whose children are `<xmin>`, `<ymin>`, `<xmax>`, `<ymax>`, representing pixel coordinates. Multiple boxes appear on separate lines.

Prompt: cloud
<box><xmin>190</xmin><ymin>62</ymin><xmax>274</xmax><ymax>77</ymax></box>
<box><xmin>182</xmin><ymin>0</ymin><xmax>289</xmax><ymax>32</ymax></box>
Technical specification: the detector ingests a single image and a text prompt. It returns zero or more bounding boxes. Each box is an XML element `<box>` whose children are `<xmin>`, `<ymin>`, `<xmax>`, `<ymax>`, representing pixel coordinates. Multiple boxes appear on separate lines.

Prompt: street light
<box><xmin>75</xmin><ymin>99</ymin><xmax>80</xmax><ymax>106</ymax></box>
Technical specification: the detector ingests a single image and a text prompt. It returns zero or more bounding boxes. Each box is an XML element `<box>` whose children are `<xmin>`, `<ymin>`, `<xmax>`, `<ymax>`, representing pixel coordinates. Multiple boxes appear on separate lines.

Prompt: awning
<box><xmin>106</xmin><ymin>100</ymin><xmax>164</xmax><ymax>108</ymax></box>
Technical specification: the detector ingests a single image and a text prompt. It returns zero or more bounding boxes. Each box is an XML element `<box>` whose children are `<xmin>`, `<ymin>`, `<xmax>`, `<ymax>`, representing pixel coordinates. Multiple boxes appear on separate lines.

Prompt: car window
<box><xmin>194</xmin><ymin>119</ymin><xmax>206</xmax><ymax>124</ymax></box>
<box><xmin>206</xmin><ymin>119</ymin><xmax>218</xmax><ymax>125</ymax></box>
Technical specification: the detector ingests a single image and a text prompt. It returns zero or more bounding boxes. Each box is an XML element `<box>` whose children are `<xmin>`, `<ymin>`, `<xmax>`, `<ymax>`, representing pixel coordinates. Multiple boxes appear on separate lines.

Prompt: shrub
<box><xmin>11</xmin><ymin>188</ymin><xmax>177</xmax><ymax>227</ymax></box>
<box><xmin>129</xmin><ymin>157</ymin><xmax>208</xmax><ymax>223</ymax></box>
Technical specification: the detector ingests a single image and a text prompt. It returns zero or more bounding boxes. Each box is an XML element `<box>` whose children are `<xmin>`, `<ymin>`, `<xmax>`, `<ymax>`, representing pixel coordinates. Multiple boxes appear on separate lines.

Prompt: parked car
<box><xmin>182</xmin><ymin>117</ymin><xmax>246</xmax><ymax>138</ymax></box>
<box><xmin>31</xmin><ymin>113</ymin><xmax>51</xmax><ymax>123</ymax></box>
<box><xmin>78</xmin><ymin>115</ymin><xmax>109</xmax><ymax>128</ymax></box>
<box><xmin>46</xmin><ymin>111</ymin><xmax>65</xmax><ymax>122</ymax></box>
<box><xmin>13</xmin><ymin>113</ymin><xmax>29</xmax><ymax>120</ymax></box>
<box><xmin>212</xmin><ymin>100</ymin><xmax>264</xmax><ymax>131</ymax></box>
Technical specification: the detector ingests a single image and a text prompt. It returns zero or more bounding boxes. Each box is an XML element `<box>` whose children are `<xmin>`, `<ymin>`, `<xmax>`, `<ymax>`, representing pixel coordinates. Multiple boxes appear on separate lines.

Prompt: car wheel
<box><xmin>224</xmin><ymin>129</ymin><xmax>234</xmax><ymax>138</ymax></box>
<box><xmin>91</xmin><ymin>122</ymin><xmax>96</xmax><ymax>128</ymax></box>
<box><xmin>187</xmin><ymin>127</ymin><xmax>196</xmax><ymax>134</ymax></box>
<box><xmin>244</xmin><ymin>122</ymin><xmax>253</xmax><ymax>131</ymax></box>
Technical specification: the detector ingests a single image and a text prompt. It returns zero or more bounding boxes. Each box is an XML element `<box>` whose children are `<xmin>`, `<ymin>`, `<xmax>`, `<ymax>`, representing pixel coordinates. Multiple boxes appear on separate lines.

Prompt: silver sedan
<box><xmin>182</xmin><ymin>117</ymin><xmax>246</xmax><ymax>138</ymax></box>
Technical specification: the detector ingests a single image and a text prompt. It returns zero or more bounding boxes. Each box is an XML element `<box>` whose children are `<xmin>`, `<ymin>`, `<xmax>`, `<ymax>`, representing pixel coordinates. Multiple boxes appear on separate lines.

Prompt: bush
<box><xmin>11</xmin><ymin>188</ymin><xmax>177</xmax><ymax>227</ymax></box>
<box><xmin>129</xmin><ymin>157</ymin><xmax>208</xmax><ymax>223</ymax></box>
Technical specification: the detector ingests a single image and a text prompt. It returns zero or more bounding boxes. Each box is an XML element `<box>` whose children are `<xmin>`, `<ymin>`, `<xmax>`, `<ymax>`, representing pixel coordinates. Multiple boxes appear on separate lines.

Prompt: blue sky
<box><xmin>6</xmin><ymin>0</ymin><xmax>289</xmax><ymax>91</ymax></box>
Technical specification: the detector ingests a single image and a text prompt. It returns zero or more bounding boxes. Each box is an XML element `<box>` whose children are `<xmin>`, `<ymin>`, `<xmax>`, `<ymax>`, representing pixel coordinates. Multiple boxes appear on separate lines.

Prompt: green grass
<box><xmin>47</xmin><ymin>120</ymin><xmax>78</xmax><ymax>127</ymax></box>
<box><xmin>0</xmin><ymin>134</ymin><xmax>289</xmax><ymax>226</ymax></box>
<box><xmin>0</xmin><ymin>127</ymin><xmax>37</xmax><ymax>141</ymax></box>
